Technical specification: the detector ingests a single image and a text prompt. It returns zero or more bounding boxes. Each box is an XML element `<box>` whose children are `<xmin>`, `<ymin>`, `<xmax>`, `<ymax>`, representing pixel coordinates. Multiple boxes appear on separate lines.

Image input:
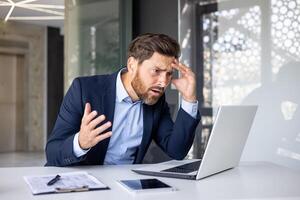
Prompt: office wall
<box><xmin>0</xmin><ymin>21</ymin><xmax>46</xmax><ymax>151</ymax></box>
<box><xmin>132</xmin><ymin>0</ymin><xmax>178</xmax><ymax>39</ymax></box>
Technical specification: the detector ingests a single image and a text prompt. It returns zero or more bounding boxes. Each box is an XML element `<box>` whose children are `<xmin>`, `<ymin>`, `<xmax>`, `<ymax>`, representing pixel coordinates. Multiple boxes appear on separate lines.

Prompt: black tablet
<box><xmin>118</xmin><ymin>178</ymin><xmax>176</xmax><ymax>194</ymax></box>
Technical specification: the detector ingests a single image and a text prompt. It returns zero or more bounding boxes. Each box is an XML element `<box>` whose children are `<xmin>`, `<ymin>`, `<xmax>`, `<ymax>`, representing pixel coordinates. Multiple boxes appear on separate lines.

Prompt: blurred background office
<box><xmin>0</xmin><ymin>0</ymin><xmax>299</xmax><ymax>170</ymax></box>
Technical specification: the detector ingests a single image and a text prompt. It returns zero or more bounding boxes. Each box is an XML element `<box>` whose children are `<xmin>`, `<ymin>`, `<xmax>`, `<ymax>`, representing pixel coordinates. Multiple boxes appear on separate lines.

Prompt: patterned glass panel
<box><xmin>203</xmin><ymin>7</ymin><xmax>261</xmax><ymax>107</ymax></box>
<box><xmin>199</xmin><ymin>0</ymin><xmax>300</xmax><ymax>169</ymax></box>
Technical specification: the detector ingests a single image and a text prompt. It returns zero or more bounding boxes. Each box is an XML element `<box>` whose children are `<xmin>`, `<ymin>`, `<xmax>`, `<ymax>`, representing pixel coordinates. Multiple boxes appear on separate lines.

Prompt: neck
<box><xmin>121</xmin><ymin>71</ymin><xmax>140</xmax><ymax>101</ymax></box>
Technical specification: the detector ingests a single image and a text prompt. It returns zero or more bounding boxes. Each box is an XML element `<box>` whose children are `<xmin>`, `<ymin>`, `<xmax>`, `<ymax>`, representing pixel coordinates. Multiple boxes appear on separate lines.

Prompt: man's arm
<box><xmin>153</xmin><ymin>61</ymin><xmax>201</xmax><ymax>159</ymax></box>
<box><xmin>45</xmin><ymin>78</ymin><xmax>112</xmax><ymax>166</ymax></box>
<box><xmin>45</xmin><ymin>78</ymin><xmax>84</xmax><ymax>166</ymax></box>
<box><xmin>153</xmin><ymin>100</ymin><xmax>200</xmax><ymax>160</ymax></box>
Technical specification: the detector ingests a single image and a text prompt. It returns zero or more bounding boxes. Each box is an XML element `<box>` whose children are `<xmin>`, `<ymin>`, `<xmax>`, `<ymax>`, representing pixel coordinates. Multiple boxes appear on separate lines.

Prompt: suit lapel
<box><xmin>91</xmin><ymin>72</ymin><xmax>118</xmax><ymax>164</ymax></box>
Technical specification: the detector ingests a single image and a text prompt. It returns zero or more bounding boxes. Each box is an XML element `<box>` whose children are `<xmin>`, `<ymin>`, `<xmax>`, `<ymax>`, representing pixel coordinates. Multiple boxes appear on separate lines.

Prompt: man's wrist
<box><xmin>182</xmin><ymin>95</ymin><xmax>197</xmax><ymax>103</ymax></box>
<box><xmin>78</xmin><ymin>134</ymin><xmax>89</xmax><ymax>150</ymax></box>
<box><xmin>73</xmin><ymin>132</ymin><xmax>90</xmax><ymax>157</ymax></box>
<box><xmin>181</xmin><ymin>99</ymin><xmax>198</xmax><ymax>119</ymax></box>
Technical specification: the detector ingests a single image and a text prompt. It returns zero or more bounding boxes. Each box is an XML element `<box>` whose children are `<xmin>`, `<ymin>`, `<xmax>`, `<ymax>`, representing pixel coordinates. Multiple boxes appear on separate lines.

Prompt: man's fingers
<box><xmin>88</xmin><ymin>115</ymin><xmax>107</xmax><ymax>130</ymax></box>
<box><xmin>83</xmin><ymin>103</ymin><xmax>91</xmax><ymax>117</ymax></box>
<box><xmin>92</xmin><ymin>121</ymin><xmax>112</xmax><ymax>136</ymax></box>
<box><xmin>94</xmin><ymin>131</ymin><xmax>112</xmax><ymax>143</ymax></box>
<box><xmin>172</xmin><ymin>61</ymin><xmax>190</xmax><ymax>74</ymax></box>
<box><xmin>82</xmin><ymin>110</ymin><xmax>98</xmax><ymax>125</ymax></box>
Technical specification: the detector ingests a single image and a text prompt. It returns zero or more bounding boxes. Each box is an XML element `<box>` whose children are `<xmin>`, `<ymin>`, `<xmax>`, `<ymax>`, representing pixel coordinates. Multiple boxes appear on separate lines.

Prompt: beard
<box><xmin>131</xmin><ymin>72</ymin><xmax>164</xmax><ymax>105</ymax></box>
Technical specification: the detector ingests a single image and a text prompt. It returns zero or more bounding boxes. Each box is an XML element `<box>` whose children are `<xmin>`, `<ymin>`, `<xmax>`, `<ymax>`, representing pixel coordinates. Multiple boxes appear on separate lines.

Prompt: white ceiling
<box><xmin>0</xmin><ymin>0</ymin><xmax>64</xmax><ymax>28</ymax></box>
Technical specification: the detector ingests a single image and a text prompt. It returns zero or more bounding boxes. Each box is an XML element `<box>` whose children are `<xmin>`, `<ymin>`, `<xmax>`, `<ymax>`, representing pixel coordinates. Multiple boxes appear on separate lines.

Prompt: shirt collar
<box><xmin>116</xmin><ymin>68</ymin><xmax>144</xmax><ymax>104</ymax></box>
<box><xmin>116</xmin><ymin>68</ymin><xmax>130</xmax><ymax>103</ymax></box>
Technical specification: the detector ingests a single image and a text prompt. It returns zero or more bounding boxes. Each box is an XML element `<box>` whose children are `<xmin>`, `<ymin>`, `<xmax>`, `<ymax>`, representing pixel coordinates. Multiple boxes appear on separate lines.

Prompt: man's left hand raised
<box><xmin>171</xmin><ymin>60</ymin><xmax>197</xmax><ymax>103</ymax></box>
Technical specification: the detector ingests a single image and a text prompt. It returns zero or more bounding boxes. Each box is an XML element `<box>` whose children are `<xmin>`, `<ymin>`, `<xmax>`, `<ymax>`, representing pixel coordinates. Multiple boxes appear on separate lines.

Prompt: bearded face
<box><xmin>131</xmin><ymin>69</ymin><xmax>164</xmax><ymax>105</ymax></box>
<box><xmin>128</xmin><ymin>52</ymin><xmax>174</xmax><ymax>105</ymax></box>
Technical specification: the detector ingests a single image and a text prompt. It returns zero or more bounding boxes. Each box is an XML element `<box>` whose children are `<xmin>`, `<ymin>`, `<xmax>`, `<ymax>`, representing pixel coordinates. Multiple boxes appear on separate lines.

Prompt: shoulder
<box><xmin>66</xmin><ymin>71</ymin><xmax>118</xmax><ymax>98</ymax></box>
<box><xmin>72</xmin><ymin>71</ymin><xmax>118</xmax><ymax>90</ymax></box>
<box><xmin>74</xmin><ymin>74</ymin><xmax>113</xmax><ymax>86</ymax></box>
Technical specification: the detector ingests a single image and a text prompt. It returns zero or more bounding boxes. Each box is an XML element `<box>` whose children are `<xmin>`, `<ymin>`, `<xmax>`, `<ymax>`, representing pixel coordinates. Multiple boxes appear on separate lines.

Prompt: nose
<box><xmin>158</xmin><ymin>73</ymin><xmax>170</xmax><ymax>88</ymax></box>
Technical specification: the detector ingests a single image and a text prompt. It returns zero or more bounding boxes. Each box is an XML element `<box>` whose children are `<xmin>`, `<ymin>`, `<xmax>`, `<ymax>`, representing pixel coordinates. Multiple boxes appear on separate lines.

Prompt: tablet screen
<box><xmin>120</xmin><ymin>178</ymin><xmax>171</xmax><ymax>190</ymax></box>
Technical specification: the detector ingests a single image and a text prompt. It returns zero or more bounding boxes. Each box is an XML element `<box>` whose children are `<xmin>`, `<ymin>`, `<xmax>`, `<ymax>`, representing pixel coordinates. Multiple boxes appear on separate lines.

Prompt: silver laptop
<box><xmin>132</xmin><ymin>105</ymin><xmax>258</xmax><ymax>180</ymax></box>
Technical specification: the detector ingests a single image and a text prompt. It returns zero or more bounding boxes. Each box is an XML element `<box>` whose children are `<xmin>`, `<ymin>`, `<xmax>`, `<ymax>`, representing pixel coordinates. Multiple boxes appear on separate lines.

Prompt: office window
<box><xmin>65</xmin><ymin>0</ymin><xmax>131</xmax><ymax>88</ymax></box>
<box><xmin>180</xmin><ymin>0</ymin><xmax>300</xmax><ymax>170</ymax></box>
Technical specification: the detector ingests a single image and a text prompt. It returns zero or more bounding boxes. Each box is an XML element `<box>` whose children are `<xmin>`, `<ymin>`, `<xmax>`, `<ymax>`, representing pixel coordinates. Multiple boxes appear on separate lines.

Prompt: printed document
<box><xmin>24</xmin><ymin>171</ymin><xmax>108</xmax><ymax>195</ymax></box>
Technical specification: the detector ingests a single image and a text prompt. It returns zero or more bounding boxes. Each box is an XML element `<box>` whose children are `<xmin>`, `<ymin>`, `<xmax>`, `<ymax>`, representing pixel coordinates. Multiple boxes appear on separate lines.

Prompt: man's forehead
<box><xmin>155</xmin><ymin>64</ymin><xmax>174</xmax><ymax>71</ymax></box>
<box><xmin>140</xmin><ymin>52</ymin><xmax>176</xmax><ymax>71</ymax></box>
<box><xmin>151</xmin><ymin>59</ymin><xmax>174</xmax><ymax>71</ymax></box>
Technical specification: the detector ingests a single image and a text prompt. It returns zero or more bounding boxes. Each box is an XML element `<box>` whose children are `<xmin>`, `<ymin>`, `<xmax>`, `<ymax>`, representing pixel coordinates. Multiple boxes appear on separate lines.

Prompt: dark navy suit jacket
<box><xmin>45</xmin><ymin>71</ymin><xmax>200</xmax><ymax>166</ymax></box>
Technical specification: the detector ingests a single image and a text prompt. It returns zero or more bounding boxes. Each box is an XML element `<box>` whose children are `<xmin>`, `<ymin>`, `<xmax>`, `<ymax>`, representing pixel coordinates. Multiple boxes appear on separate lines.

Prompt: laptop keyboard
<box><xmin>162</xmin><ymin>160</ymin><xmax>201</xmax><ymax>174</ymax></box>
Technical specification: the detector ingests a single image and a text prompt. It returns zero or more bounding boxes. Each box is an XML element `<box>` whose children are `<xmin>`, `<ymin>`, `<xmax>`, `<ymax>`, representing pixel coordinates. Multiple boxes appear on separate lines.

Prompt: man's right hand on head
<box><xmin>78</xmin><ymin>103</ymin><xmax>112</xmax><ymax>150</ymax></box>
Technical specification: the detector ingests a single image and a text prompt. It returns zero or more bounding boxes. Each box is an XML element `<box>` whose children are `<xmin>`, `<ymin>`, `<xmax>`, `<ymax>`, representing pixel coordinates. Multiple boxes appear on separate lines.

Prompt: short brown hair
<box><xmin>128</xmin><ymin>33</ymin><xmax>180</xmax><ymax>64</ymax></box>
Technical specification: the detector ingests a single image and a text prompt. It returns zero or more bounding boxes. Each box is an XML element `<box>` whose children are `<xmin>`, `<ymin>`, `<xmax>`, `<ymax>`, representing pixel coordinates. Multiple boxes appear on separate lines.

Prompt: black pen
<box><xmin>47</xmin><ymin>175</ymin><xmax>61</xmax><ymax>186</ymax></box>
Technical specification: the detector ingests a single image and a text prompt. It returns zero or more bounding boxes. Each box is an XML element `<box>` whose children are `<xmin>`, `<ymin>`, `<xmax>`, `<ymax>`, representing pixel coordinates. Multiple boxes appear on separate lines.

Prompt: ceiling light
<box><xmin>18</xmin><ymin>4</ymin><xmax>64</xmax><ymax>16</ymax></box>
<box><xmin>21</xmin><ymin>4</ymin><xmax>64</xmax><ymax>9</ymax></box>
<box><xmin>4</xmin><ymin>3</ymin><xmax>14</xmax><ymax>21</ymax></box>
<box><xmin>1</xmin><ymin>0</ymin><xmax>64</xmax><ymax>22</ymax></box>
<box><xmin>16</xmin><ymin>0</ymin><xmax>38</xmax><ymax>5</ymax></box>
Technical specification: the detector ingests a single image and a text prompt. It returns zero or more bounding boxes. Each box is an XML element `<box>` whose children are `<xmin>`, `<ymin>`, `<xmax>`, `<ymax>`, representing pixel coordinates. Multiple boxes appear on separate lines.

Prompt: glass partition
<box><xmin>180</xmin><ymin>0</ymin><xmax>300</xmax><ymax>170</ymax></box>
<box><xmin>65</xmin><ymin>0</ymin><xmax>131</xmax><ymax>88</ymax></box>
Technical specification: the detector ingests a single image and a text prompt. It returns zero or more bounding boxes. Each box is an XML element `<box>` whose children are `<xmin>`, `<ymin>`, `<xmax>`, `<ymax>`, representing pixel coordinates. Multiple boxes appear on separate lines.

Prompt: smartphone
<box><xmin>118</xmin><ymin>178</ymin><xmax>177</xmax><ymax>194</ymax></box>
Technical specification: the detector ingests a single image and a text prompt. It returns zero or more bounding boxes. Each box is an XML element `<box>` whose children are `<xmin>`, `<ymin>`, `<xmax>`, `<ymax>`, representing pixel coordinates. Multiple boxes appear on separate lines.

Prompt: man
<box><xmin>46</xmin><ymin>33</ymin><xmax>201</xmax><ymax>166</ymax></box>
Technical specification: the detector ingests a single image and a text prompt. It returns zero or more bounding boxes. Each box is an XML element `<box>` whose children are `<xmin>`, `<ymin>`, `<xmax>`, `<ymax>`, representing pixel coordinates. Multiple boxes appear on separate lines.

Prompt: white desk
<box><xmin>0</xmin><ymin>162</ymin><xmax>299</xmax><ymax>200</ymax></box>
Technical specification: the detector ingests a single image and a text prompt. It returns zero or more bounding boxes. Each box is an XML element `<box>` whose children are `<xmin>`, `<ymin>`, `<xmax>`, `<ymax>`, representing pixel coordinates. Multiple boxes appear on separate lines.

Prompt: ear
<box><xmin>127</xmin><ymin>56</ymin><xmax>138</xmax><ymax>75</ymax></box>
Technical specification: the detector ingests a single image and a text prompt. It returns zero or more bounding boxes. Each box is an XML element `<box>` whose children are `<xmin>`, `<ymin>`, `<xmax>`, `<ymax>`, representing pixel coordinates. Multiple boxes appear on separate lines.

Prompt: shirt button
<box><xmin>192</xmin><ymin>105</ymin><xmax>197</xmax><ymax>113</ymax></box>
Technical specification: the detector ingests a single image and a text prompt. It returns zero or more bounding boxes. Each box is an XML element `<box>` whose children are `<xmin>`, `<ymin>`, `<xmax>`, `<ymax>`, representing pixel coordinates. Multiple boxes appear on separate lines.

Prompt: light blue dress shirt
<box><xmin>73</xmin><ymin>70</ymin><xmax>198</xmax><ymax>164</ymax></box>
